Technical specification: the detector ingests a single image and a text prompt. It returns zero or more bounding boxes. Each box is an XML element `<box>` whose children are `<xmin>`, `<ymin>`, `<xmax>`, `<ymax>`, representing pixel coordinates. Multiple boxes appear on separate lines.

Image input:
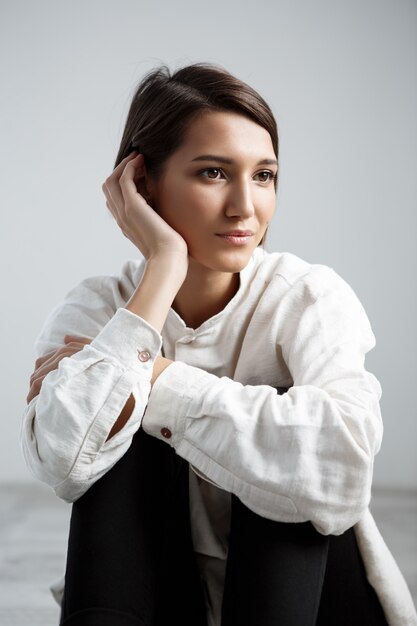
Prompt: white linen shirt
<box><xmin>21</xmin><ymin>247</ymin><xmax>417</xmax><ymax>626</ymax></box>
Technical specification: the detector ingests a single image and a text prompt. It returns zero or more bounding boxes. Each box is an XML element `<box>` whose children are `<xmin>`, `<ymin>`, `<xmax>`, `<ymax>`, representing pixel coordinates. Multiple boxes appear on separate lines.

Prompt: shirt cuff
<box><xmin>142</xmin><ymin>360</ymin><xmax>217</xmax><ymax>446</ymax></box>
<box><xmin>90</xmin><ymin>307</ymin><xmax>162</xmax><ymax>373</ymax></box>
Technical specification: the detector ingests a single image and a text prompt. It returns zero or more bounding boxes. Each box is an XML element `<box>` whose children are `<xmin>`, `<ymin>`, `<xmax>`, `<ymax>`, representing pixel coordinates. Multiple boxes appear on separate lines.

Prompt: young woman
<box><xmin>22</xmin><ymin>63</ymin><xmax>416</xmax><ymax>626</ymax></box>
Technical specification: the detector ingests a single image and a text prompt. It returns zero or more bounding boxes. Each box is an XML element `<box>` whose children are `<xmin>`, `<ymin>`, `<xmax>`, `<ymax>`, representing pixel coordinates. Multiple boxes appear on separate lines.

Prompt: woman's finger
<box><xmin>102</xmin><ymin>187</ymin><xmax>124</xmax><ymax>226</ymax></box>
<box><xmin>27</xmin><ymin>374</ymin><xmax>48</xmax><ymax>404</ymax></box>
<box><xmin>33</xmin><ymin>337</ymin><xmax>91</xmax><ymax>375</ymax></box>
<box><xmin>34</xmin><ymin>350</ymin><xmax>57</xmax><ymax>370</ymax></box>
<box><xmin>102</xmin><ymin>179</ymin><xmax>124</xmax><ymax>215</ymax></box>
<box><xmin>106</xmin><ymin>151</ymin><xmax>139</xmax><ymax>181</ymax></box>
<box><xmin>118</xmin><ymin>156</ymin><xmax>145</xmax><ymax>205</ymax></box>
<box><xmin>102</xmin><ymin>152</ymin><xmax>140</xmax><ymax>212</ymax></box>
<box><xmin>30</xmin><ymin>351</ymin><xmax>59</xmax><ymax>384</ymax></box>
<box><xmin>30</xmin><ymin>353</ymin><xmax>65</xmax><ymax>385</ymax></box>
<box><xmin>64</xmin><ymin>335</ymin><xmax>92</xmax><ymax>344</ymax></box>
<box><xmin>30</xmin><ymin>343</ymin><xmax>89</xmax><ymax>385</ymax></box>
<box><xmin>112</xmin><ymin>151</ymin><xmax>139</xmax><ymax>174</ymax></box>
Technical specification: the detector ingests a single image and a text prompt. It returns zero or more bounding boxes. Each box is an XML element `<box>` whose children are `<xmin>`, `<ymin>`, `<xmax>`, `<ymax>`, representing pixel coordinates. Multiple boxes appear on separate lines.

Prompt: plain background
<box><xmin>1</xmin><ymin>0</ymin><xmax>416</xmax><ymax>490</ymax></box>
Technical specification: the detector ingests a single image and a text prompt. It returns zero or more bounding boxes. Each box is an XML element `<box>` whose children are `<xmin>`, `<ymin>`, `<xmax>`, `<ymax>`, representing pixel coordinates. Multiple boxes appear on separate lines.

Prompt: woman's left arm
<box><xmin>142</xmin><ymin>266</ymin><xmax>383</xmax><ymax>536</ymax></box>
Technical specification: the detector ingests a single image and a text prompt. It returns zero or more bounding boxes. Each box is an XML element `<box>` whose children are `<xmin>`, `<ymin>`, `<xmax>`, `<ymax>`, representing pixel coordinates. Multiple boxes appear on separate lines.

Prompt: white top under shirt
<box><xmin>21</xmin><ymin>247</ymin><xmax>417</xmax><ymax>626</ymax></box>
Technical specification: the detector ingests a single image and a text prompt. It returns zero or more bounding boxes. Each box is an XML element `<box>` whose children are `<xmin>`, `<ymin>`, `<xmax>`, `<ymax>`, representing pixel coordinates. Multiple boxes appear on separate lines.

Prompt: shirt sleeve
<box><xmin>20</xmin><ymin>272</ymin><xmax>162</xmax><ymax>503</ymax></box>
<box><xmin>142</xmin><ymin>266</ymin><xmax>383</xmax><ymax>536</ymax></box>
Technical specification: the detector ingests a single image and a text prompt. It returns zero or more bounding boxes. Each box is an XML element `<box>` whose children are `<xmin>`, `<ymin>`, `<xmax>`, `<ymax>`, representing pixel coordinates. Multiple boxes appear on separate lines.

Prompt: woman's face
<box><xmin>148</xmin><ymin>110</ymin><xmax>278</xmax><ymax>274</ymax></box>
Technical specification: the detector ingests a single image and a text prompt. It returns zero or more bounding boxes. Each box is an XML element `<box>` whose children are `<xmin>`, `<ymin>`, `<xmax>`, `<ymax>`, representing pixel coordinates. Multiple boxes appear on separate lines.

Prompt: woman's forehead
<box><xmin>176</xmin><ymin>110</ymin><xmax>276</xmax><ymax>162</ymax></box>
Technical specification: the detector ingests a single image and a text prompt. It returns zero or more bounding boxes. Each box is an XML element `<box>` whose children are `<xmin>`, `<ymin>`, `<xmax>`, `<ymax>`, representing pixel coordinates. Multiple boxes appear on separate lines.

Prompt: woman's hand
<box><xmin>103</xmin><ymin>152</ymin><xmax>187</xmax><ymax>333</ymax></box>
<box><xmin>26</xmin><ymin>335</ymin><xmax>91</xmax><ymax>404</ymax></box>
<box><xmin>102</xmin><ymin>152</ymin><xmax>188</xmax><ymax>265</ymax></box>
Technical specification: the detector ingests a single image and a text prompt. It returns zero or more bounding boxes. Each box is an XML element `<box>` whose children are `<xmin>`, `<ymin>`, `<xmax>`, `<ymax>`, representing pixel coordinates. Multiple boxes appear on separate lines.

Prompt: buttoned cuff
<box><xmin>91</xmin><ymin>307</ymin><xmax>162</xmax><ymax>373</ymax></box>
<box><xmin>142</xmin><ymin>360</ymin><xmax>218</xmax><ymax>446</ymax></box>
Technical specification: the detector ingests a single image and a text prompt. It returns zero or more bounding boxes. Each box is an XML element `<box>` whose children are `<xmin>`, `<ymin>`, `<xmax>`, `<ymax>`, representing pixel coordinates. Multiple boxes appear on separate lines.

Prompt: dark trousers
<box><xmin>59</xmin><ymin>427</ymin><xmax>388</xmax><ymax>626</ymax></box>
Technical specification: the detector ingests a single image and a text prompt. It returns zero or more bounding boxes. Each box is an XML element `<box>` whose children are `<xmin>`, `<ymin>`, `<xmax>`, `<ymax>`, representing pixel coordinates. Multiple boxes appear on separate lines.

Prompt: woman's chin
<box><xmin>189</xmin><ymin>248</ymin><xmax>255</xmax><ymax>274</ymax></box>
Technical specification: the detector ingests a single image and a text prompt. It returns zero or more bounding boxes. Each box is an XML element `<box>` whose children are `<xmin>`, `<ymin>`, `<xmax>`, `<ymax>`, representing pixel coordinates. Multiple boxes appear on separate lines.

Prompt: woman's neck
<box><xmin>172</xmin><ymin>259</ymin><xmax>240</xmax><ymax>329</ymax></box>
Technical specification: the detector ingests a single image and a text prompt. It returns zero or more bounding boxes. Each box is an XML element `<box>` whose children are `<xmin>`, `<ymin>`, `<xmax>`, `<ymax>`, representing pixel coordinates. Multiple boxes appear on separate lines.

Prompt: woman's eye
<box><xmin>201</xmin><ymin>168</ymin><xmax>222</xmax><ymax>179</ymax></box>
<box><xmin>255</xmin><ymin>171</ymin><xmax>274</xmax><ymax>183</ymax></box>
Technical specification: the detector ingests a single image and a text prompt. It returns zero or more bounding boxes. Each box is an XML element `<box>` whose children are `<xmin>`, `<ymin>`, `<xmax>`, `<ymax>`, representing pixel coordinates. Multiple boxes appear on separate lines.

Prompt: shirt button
<box><xmin>161</xmin><ymin>427</ymin><xmax>172</xmax><ymax>439</ymax></box>
<box><xmin>137</xmin><ymin>350</ymin><xmax>151</xmax><ymax>362</ymax></box>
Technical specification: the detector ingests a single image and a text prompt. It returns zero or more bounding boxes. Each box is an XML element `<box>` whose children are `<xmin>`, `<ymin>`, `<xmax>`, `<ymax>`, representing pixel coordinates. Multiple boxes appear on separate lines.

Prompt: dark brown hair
<box><xmin>115</xmin><ymin>62</ymin><xmax>278</xmax><ymax>181</ymax></box>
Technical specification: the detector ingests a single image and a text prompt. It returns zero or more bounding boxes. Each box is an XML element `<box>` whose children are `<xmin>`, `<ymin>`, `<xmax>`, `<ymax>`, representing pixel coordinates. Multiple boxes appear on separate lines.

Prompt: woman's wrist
<box><xmin>150</xmin><ymin>356</ymin><xmax>173</xmax><ymax>386</ymax></box>
<box><xmin>125</xmin><ymin>253</ymin><xmax>187</xmax><ymax>333</ymax></box>
<box><xmin>147</xmin><ymin>251</ymin><xmax>188</xmax><ymax>281</ymax></box>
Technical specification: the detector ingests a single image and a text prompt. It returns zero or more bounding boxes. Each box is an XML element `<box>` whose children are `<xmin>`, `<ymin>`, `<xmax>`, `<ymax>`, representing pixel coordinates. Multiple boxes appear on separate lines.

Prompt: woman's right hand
<box><xmin>103</xmin><ymin>152</ymin><xmax>187</xmax><ymax>332</ymax></box>
<box><xmin>102</xmin><ymin>152</ymin><xmax>188</xmax><ymax>267</ymax></box>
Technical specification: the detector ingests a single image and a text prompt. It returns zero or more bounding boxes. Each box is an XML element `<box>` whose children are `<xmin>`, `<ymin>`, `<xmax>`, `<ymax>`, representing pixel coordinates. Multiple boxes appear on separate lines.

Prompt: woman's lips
<box><xmin>216</xmin><ymin>231</ymin><xmax>254</xmax><ymax>246</ymax></box>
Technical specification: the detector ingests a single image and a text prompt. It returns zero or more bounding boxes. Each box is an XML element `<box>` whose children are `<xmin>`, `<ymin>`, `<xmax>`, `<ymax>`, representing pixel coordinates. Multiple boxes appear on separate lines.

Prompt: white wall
<box><xmin>1</xmin><ymin>0</ymin><xmax>416</xmax><ymax>488</ymax></box>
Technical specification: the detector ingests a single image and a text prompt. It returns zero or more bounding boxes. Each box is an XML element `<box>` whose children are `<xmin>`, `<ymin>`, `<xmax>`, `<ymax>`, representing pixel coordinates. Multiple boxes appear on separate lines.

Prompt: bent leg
<box><xmin>221</xmin><ymin>495</ymin><xmax>388</xmax><ymax>626</ymax></box>
<box><xmin>221</xmin><ymin>495</ymin><xmax>329</xmax><ymax>626</ymax></box>
<box><xmin>60</xmin><ymin>427</ymin><xmax>206</xmax><ymax>626</ymax></box>
<box><xmin>316</xmin><ymin>527</ymin><xmax>389</xmax><ymax>625</ymax></box>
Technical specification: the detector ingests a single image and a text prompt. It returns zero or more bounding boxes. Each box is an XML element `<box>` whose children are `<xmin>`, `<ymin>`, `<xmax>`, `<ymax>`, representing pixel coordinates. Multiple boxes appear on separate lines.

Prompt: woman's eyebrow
<box><xmin>191</xmin><ymin>154</ymin><xmax>278</xmax><ymax>166</ymax></box>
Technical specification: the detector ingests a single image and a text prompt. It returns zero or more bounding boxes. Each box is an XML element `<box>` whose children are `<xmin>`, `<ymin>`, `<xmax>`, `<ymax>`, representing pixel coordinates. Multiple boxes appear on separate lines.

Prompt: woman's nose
<box><xmin>224</xmin><ymin>180</ymin><xmax>255</xmax><ymax>219</ymax></box>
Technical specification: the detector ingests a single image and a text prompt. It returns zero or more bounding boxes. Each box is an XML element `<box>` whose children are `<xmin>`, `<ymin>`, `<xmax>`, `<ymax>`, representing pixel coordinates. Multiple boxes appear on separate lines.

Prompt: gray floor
<box><xmin>0</xmin><ymin>484</ymin><xmax>416</xmax><ymax>626</ymax></box>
